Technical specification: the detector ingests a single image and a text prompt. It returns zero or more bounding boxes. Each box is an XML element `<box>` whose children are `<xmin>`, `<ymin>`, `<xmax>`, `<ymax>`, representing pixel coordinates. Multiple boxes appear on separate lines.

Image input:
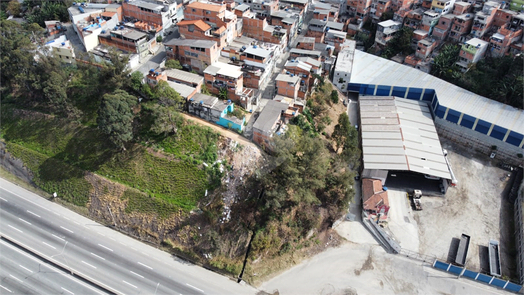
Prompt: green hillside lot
<box><xmin>1</xmin><ymin>107</ymin><xmax>220</xmax><ymax>216</ymax></box>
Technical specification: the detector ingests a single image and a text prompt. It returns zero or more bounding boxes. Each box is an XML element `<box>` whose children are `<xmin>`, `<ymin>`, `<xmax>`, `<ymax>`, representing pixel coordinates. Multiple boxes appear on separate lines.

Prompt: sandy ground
<box><xmin>386</xmin><ymin>189</ymin><xmax>420</xmax><ymax>253</ymax></box>
<box><xmin>260</xmin><ymin>241</ymin><xmax>506</xmax><ymax>295</ymax></box>
<box><xmin>414</xmin><ymin>139</ymin><xmax>515</xmax><ymax>275</ymax></box>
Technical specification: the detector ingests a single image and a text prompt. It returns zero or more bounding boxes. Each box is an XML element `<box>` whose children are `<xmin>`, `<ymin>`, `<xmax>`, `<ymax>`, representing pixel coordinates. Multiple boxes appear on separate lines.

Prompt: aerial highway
<box><xmin>0</xmin><ymin>238</ymin><xmax>103</xmax><ymax>294</ymax></box>
<box><xmin>0</xmin><ymin>177</ymin><xmax>257</xmax><ymax>295</ymax></box>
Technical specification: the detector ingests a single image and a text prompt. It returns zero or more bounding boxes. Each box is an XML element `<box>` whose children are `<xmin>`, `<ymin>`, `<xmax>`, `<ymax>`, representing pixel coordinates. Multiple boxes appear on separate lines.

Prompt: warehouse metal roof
<box><xmin>351</xmin><ymin>50</ymin><xmax>524</xmax><ymax>135</ymax></box>
<box><xmin>360</xmin><ymin>96</ymin><xmax>452</xmax><ymax>180</ymax></box>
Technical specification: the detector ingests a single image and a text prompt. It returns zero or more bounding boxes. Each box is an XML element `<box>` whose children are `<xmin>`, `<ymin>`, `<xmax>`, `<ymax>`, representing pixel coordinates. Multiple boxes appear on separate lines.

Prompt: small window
<box><xmin>192</xmin><ymin>8</ymin><xmax>196</xmax><ymax>12</ymax></box>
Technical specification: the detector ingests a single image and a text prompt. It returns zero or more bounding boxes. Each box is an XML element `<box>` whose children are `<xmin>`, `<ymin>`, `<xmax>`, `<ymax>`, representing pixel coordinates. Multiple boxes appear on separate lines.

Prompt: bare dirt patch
<box><xmin>414</xmin><ymin>138</ymin><xmax>517</xmax><ymax>278</ymax></box>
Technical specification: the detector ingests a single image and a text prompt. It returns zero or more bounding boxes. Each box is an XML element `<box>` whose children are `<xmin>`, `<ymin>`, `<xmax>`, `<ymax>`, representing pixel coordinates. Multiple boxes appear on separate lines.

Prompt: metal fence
<box><xmin>433</xmin><ymin>260</ymin><xmax>523</xmax><ymax>293</ymax></box>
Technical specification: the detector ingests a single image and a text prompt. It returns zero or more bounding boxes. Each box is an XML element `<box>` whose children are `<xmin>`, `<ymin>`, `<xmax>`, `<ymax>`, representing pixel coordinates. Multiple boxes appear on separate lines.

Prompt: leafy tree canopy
<box><xmin>165</xmin><ymin>59</ymin><xmax>183</xmax><ymax>70</ymax></box>
<box><xmin>97</xmin><ymin>90</ymin><xmax>137</xmax><ymax>150</ymax></box>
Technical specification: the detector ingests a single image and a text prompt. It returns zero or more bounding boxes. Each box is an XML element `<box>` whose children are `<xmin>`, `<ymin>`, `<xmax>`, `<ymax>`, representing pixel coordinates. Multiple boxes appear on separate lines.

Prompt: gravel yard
<box><xmin>414</xmin><ymin>138</ymin><xmax>517</xmax><ymax>277</ymax></box>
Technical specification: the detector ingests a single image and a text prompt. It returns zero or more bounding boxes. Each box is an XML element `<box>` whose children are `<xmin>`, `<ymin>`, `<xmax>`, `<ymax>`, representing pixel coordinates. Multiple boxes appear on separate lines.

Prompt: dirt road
<box><xmin>182</xmin><ymin>113</ymin><xmax>258</xmax><ymax>149</ymax></box>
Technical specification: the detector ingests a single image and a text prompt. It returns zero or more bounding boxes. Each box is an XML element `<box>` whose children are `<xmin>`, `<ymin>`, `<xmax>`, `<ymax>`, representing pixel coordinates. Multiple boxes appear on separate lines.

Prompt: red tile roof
<box><xmin>177</xmin><ymin>19</ymin><xmax>211</xmax><ymax>32</ymax></box>
<box><xmin>362</xmin><ymin>178</ymin><xmax>389</xmax><ymax>212</ymax></box>
<box><xmin>186</xmin><ymin>2</ymin><xmax>225</xmax><ymax>12</ymax></box>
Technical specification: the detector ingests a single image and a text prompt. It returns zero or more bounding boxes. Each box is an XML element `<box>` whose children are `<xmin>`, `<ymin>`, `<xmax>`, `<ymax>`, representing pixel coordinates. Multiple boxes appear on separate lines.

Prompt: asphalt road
<box><xmin>0</xmin><ymin>177</ymin><xmax>257</xmax><ymax>295</ymax></box>
<box><xmin>0</xmin><ymin>239</ymin><xmax>103</xmax><ymax>295</ymax></box>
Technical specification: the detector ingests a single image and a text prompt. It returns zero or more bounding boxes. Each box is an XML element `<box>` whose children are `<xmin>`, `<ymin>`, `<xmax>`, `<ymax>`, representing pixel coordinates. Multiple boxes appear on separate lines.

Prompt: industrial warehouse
<box><xmin>358</xmin><ymin>96</ymin><xmax>453</xmax><ymax>194</ymax></box>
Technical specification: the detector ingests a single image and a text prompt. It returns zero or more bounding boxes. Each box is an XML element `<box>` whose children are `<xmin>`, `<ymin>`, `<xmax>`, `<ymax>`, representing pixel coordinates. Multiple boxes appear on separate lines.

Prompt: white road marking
<box><xmin>90</xmin><ymin>253</ymin><xmax>106</xmax><ymax>260</ymax></box>
<box><xmin>74</xmin><ymin>221</ymin><xmax>80</xmax><ymax>225</ymax></box>
<box><xmin>137</xmin><ymin>262</ymin><xmax>153</xmax><ymax>270</ymax></box>
<box><xmin>27</xmin><ymin>210</ymin><xmax>40</xmax><ymax>218</ymax></box>
<box><xmin>8</xmin><ymin>224</ymin><xmax>23</xmax><ymax>233</ymax></box>
<box><xmin>109</xmin><ymin>237</ymin><xmax>115</xmax><ymax>241</ymax></box>
<box><xmin>42</xmin><ymin>242</ymin><xmax>56</xmax><ymax>250</ymax></box>
<box><xmin>97</xmin><ymin>232</ymin><xmax>106</xmax><ymax>237</ymax></box>
<box><xmin>122</xmin><ymin>280</ymin><xmax>138</xmax><ymax>289</ymax></box>
<box><xmin>130</xmin><ymin>247</ymin><xmax>137</xmax><ymax>251</ymax></box>
<box><xmin>186</xmin><ymin>283</ymin><xmax>204</xmax><ymax>293</ymax></box>
<box><xmin>81</xmin><ymin>261</ymin><xmax>96</xmax><ymax>269</ymax></box>
<box><xmin>18</xmin><ymin>218</ymin><xmax>31</xmax><ymax>225</ymax></box>
<box><xmin>0</xmin><ymin>187</ymin><xmax>50</xmax><ymax>211</ymax></box>
<box><xmin>0</xmin><ymin>285</ymin><xmax>12</xmax><ymax>293</ymax></box>
<box><xmin>97</xmin><ymin>244</ymin><xmax>113</xmax><ymax>252</ymax></box>
<box><xmin>61</xmin><ymin>287</ymin><xmax>75</xmax><ymax>295</ymax></box>
<box><xmin>130</xmin><ymin>271</ymin><xmax>144</xmax><ymax>278</ymax></box>
<box><xmin>53</xmin><ymin>212</ymin><xmax>60</xmax><ymax>216</ymax></box>
<box><xmin>0</xmin><ymin>197</ymin><xmax>7</xmax><ymax>202</ymax></box>
<box><xmin>60</xmin><ymin>226</ymin><xmax>74</xmax><ymax>233</ymax></box>
<box><xmin>52</xmin><ymin>234</ymin><xmax>65</xmax><ymax>241</ymax></box>
<box><xmin>119</xmin><ymin>241</ymin><xmax>126</xmax><ymax>246</ymax></box>
<box><xmin>9</xmin><ymin>274</ymin><xmax>22</xmax><ymax>283</ymax></box>
<box><xmin>18</xmin><ymin>265</ymin><xmax>33</xmax><ymax>273</ymax></box>
<box><xmin>62</xmin><ymin>216</ymin><xmax>70</xmax><ymax>220</ymax></box>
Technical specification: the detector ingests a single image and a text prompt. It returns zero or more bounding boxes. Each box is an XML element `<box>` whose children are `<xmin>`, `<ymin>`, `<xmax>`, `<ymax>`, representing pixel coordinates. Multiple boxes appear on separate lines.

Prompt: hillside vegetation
<box><xmin>0</xmin><ymin>19</ymin><xmax>359</xmax><ymax>283</ymax></box>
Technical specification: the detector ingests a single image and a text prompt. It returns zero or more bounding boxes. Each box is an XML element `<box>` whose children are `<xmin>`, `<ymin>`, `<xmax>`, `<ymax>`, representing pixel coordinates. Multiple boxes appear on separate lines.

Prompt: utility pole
<box><xmin>107</xmin><ymin>205</ymin><xmax>117</xmax><ymax>227</ymax></box>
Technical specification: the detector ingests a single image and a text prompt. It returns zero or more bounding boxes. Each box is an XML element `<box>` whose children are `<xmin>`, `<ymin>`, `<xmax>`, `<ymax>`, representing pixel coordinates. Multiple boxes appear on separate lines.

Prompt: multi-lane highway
<box><xmin>0</xmin><ymin>177</ymin><xmax>257</xmax><ymax>295</ymax></box>
<box><xmin>0</xmin><ymin>238</ymin><xmax>104</xmax><ymax>294</ymax></box>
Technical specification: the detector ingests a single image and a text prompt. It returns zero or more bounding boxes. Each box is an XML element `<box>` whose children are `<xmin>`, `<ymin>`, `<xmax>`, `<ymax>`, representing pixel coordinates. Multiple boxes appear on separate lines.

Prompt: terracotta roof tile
<box><xmin>186</xmin><ymin>2</ymin><xmax>225</xmax><ymax>12</ymax></box>
<box><xmin>177</xmin><ymin>19</ymin><xmax>211</xmax><ymax>31</ymax></box>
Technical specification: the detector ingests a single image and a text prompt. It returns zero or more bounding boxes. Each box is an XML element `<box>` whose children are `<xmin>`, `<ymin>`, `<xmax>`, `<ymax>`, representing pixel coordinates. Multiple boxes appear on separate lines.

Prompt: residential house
<box><xmin>275</xmin><ymin>73</ymin><xmax>301</xmax><ymax>98</ymax></box>
<box><xmin>184</xmin><ymin>1</ymin><xmax>238</xmax><ymax>49</ymax></box>
<box><xmin>240</xmin><ymin>45</ymin><xmax>278</xmax><ymax>89</ymax></box>
<box><xmin>280</xmin><ymin>0</ymin><xmax>309</xmax><ymax>14</ymax></box>
<box><xmin>44</xmin><ymin>35</ymin><xmax>76</xmax><ymax>63</ymax></box>
<box><xmin>296</xmin><ymin>36</ymin><xmax>316</xmax><ymax>50</ymax></box>
<box><xmin>371</xmin><ymin>0</ymin><xmax>392</xmax><ymax>23</ymax></box>
<box><xmin>164</xmin><ymin>39</ymin><xmax>220</xmax><ymax>74</ymax></box>
<box><xmin>333</xmin><ymin>40</ymin><xmax>355</xmax><ymax>92</ymax></box>
<box><xmin>449</xmin><ymin>13</ymin><xmax>474</xmax><ymax>42</ymax></box>
<box><xmin>415</xmin><ymin>37</ymin><xmax>437</xmax><ymax>59</ymax></box>
<box><xmin>45</xmin><ymin>20</ymin><xmax>64</xmax><ymax>37</ymax></box>
<box><xmin>471</xmin><ymin>1</ymin><xmax>500</xmax><ymax>38</ymax></box>
<box><xmin>289</xmin><ymin>48</ymin><xmax>323</xmax><ymax>60</ymax></box>
<box><xmin>312</xmin><ymin>1</ymin><xmax>340</xmax><ymax>21</ymax></box>
<box><xmin>188</xmin><ymin>94</ymin><xmax>245</xmax><ymax>131</ymax></box>
<box><xmin>362</xmin><ymin>178</ymin><xmax>390</xmax><ymax>217</ymax></box>
<box><xmin>165</xmin><ymin>68</ymin><xmax>204</xmax><ymax>92</ymax></box>
<box><xmin>145</xmin><ymin>69</ymin><xmax>167</xmax><ymax>86</ymax></box>
<box><xmin>270</xmin><ymin>10</ymin><xmax>301</xmax><ymax>43</ymax></box>
<box><xmin>168</xmin><ymin>81</ymin><xmax>198</xmax><ymax>100</ymax></box>
<box><xmin>68</xmin><ymin>3</ymin><xmax>120</xmax><ymax>52</ymax></box>
<box><xmin>203</xmin><ymin>61</ymin><xmax>243</xmax><ymax>96</ymax></box>
<box><xmin>456</xmin><ymin>37</ymin><xmax>488</xmax><ymax>71</ymax></box>
<box><xmin>347</xmin><ymin>0</ymin><xmax>373</xmax><ymax>27</ymax></box>
<box><xmin>324</xmin><ymin>29</ymin><xmax>347</xmax><ymax>51</ymax></box>
<box><xmin>452</xmin><ymin>1</ymin><xmax>471</xmax><ymax>15</ymax></box>
<box><xmin>122</xmin><ymin>0</ymin><xmax>178</xmax><ymax>34</ymax></box>
<box><xmin>489</xmin><ymin>17</ymin><xmax>524</xmax><ymax>56</ymax></box>
<box><xmin>245</xmin><ymin>0</ymin><xmax>280</xmax><ymax>19</ymax></box>
<box><xmin>411</xmin><ymin>29</ymin><xmax>428</xmax><ymax>49</ymax></box>
<box><xmin>296</xmin><ymin>56</ymin><xmax>322</xmax><ymax>74</ymax></box>
<box><xmin>98</xmin><ymin>27</ymin><xmax>154</xmax><ymax>58</ymax></box>
<box><xmin>252</xmin><ymin>100</ymin><xmax>290</xmax><ymax>150</ymax></box>
<box><xmin>307</xmin><ymin>18</ymin><xmax>327</xmax><ymax>43</ymax></box>
<box><xmin>432</xmin><ymin>13</ymin><xmax>455</xmax><ymax>40</ymax></box>
<box><xmin>492</xmin><ymin>9</ymin><xmax>518</xmax><ymax>28</ymax></box>
<box><xmin>420</xmin><ymin>10</ymin><xmax>440</xmax><ymax>31</ymax></box>
<box><xmin>242</xmin><ymin>12</ymin><xmax>288</xmax><ymax>48</ymax></box>
<box><xmin>375</xmin><ymin>19</ymin><xmax>402</xmax><ymax>45</ymax></box>
<box><xmin>177</xmin><ymin>19</ymin><xmax>212</xmax><ymax>40</ymax></box>
<box><xmin>404</xmin><ymin>8</ymin><xmax>424</xmax><ymax>30</ymax></box>
<box><xmin>431</xmin><ymin>0</ymin><xmax>455</xmax><ymax>14</ymax></box>
<box><xmin>284</xmin><ymin>60</ymin><xmax>312</xmax><ymax>97</ymax></box>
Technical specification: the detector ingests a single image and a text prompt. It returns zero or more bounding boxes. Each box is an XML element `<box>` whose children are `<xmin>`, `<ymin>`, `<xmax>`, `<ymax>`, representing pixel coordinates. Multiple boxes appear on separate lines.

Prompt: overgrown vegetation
<box><xmin>381</xmin><ymin>26</ymin><xmax>414</xmax><ymax>59</ymax></box>
<box><xmin>0</xmin><ymin>21</ymin><xmax>221</xmax><ymax>216</ymax></box>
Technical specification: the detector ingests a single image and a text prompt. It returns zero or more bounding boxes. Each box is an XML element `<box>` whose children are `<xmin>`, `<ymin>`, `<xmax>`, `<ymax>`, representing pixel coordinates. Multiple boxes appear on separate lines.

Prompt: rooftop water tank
<box><xmin>61</xmin><ymin>42</ymin><xmax>65</xmax><ymax>46</ymax></box>
<box><xmin>253</xmin><ymin>45</ymin><xmax>257</xmax><ymax>48</ymax></box>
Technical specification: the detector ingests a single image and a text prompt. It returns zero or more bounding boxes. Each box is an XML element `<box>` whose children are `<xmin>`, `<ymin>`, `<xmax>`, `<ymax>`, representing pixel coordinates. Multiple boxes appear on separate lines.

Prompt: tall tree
<box><xmin>97</xmin><ymin>90</ymin><xmax>137</xmax><ymax>150</ymax></box>
<box><xmin>260</xmin><ymin>126</ymin><xmax>330</xmax><ymax>210</ymax></box>
<box><xmin>153</xmin><ymin>80</ymin><xmax>184</xmax><ymax>109</ymax></box>
<box><xmin>99</xmin><ymin>49</ymin><xmax>131</xmax><ymax>93</ymax></box>
<box><xmin>150</xmin><ymin>105</ymin><xmax>182</xmax><ymax>136</ymax></box>
<box><xmin>165</xmin><ymin>59</ymin><xmax>183</xmax><ymax>70</ymax></box>
<box><xmin>430</xmin><ymin>44</ymin><xmax>460</xmax><ymax>79</ymax></box>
